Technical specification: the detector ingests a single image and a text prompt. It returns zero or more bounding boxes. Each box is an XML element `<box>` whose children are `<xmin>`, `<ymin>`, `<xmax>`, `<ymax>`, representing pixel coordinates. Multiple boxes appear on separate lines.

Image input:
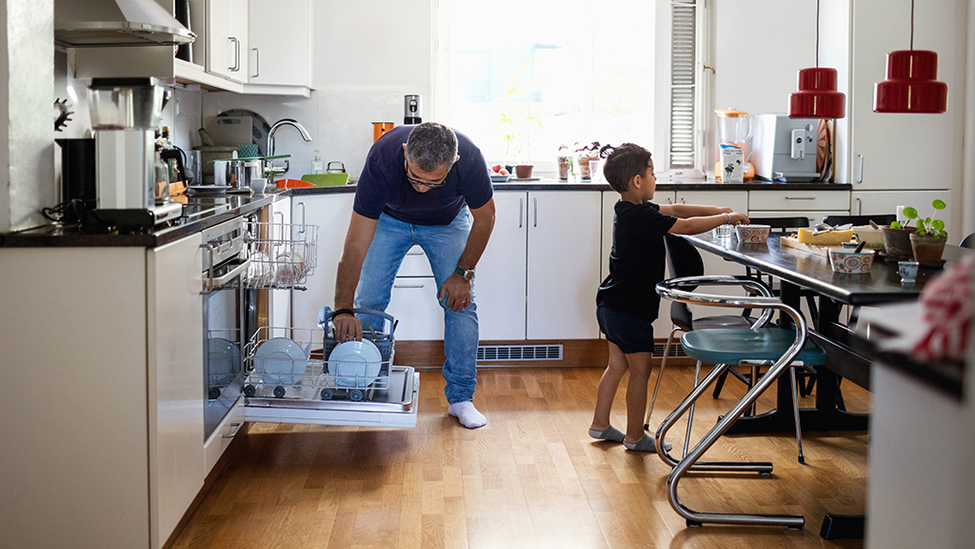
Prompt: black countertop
<box><xmin>0</xmin><ymin>180</ymin><xmax>851</xmax><ymax>248</ymax></box>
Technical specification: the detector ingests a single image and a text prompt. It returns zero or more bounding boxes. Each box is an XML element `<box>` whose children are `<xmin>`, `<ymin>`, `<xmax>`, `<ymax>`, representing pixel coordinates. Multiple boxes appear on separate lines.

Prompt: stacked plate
<box><xmin>328</xmin><ymin>340</ymin><xmax>383</xmax><ymax>388</ymax></box>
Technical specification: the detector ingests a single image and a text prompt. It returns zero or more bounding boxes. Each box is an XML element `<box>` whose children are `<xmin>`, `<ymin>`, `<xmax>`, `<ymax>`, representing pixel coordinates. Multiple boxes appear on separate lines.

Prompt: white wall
<box><xmin>201</xmin><ymin>0</ymin><xmax>434</xmax><ymax>180</ymax></box>
<box><xmin>710</xmin><ymin>0</ymin><xmax>817</xmax><ymax>167</ymax></box>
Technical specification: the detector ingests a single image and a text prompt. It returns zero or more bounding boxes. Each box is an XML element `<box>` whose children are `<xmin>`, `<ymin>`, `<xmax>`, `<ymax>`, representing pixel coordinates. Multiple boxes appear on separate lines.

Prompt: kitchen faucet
<box><xmin>265</xmin><ymin>118</ymin><xmax>313</xmax><ymax>182</ymax></box>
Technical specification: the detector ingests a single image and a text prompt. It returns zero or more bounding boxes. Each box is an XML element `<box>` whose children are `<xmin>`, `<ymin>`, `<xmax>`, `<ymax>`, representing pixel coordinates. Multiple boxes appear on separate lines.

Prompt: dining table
<box><xmin>680</xmin><ymin>230</ymin><xmax>972</xmax><ymax>538</ymax></box>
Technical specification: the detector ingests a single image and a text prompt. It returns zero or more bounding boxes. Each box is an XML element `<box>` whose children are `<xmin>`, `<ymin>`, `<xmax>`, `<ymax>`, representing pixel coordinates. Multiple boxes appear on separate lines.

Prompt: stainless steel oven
<box><xmin>201</xmin><ymin>216</ymin><xmax>254</xmax><ymax>439</ymax></box>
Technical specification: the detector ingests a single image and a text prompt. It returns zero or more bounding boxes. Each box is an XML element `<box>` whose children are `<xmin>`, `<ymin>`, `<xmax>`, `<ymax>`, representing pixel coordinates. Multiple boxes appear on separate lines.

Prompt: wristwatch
<box><xmin>454</xmin><ymin>266</ymin><xmax>475</xmax><ymax>281</ymax></box>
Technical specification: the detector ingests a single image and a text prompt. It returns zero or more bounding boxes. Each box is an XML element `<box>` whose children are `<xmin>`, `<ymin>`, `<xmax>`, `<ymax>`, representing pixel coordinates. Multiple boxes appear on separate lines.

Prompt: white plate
<box><xmin>254</xmin><ymin>337</ymin><xmax>307</xmax><ymax>385</ymax></box>
<box><xmin>328</xmin><ymin>340</ymin><xmax>382</xmax><ymax>388</ymax></box>
<box><xmin>207</xmin><ymin>337</ymin><xmax>240</xmax><ymax>386</ymax></box>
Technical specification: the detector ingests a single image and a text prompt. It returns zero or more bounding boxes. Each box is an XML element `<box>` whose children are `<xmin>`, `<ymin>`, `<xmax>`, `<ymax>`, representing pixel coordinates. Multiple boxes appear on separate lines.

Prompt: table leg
<box><xmin>724</xmin><ymin>282</ymin><xmax>869</xmax><ymax>434</ymax></box>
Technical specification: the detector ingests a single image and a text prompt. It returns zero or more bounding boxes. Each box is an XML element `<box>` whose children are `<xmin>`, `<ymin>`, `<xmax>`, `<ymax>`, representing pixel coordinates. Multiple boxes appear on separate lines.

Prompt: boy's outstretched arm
<box><xmin>668</xmin><ymin>210</ymin><xmax>749</xmax><ymax>235</ymax></box>
<box><xmin>659</xmin><ymin>202</ymin><xmax>731</xmax><ymax>218</ymax></box>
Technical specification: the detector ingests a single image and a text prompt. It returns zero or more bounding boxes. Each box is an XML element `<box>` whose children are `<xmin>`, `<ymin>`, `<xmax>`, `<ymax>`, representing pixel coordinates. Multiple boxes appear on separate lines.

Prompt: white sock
<box><xmin>448</xmin><ymin>401</ymin><xmax>487</xmax><ymax>429</ymax></box>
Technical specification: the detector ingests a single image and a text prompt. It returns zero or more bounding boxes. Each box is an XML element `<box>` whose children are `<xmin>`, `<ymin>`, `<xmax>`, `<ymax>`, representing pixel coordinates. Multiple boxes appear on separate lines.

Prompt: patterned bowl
<box><xmin>828</xmin><ymin>248</ymin><xmax>875</xmax><ymax>274</ymax></box>
<box><xmin>735</xmin><ymin>224</ymin><xmax>771</xmax><ymax>243</ymax></box>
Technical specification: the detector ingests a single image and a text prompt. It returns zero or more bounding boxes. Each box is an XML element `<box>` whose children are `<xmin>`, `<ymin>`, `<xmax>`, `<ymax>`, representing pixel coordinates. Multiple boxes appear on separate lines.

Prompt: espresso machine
<box><xmin>87</xmin><ymin>77</ymin><xmax>181</xmax><ymax>227</ymax></box>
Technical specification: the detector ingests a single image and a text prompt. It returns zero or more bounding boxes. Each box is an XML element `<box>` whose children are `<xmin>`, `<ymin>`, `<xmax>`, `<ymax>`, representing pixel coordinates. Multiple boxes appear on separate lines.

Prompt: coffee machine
<box><xmin>87</xmin><ymin>77</ymin><xmax>181</xmax><ymax>227</ymax></box>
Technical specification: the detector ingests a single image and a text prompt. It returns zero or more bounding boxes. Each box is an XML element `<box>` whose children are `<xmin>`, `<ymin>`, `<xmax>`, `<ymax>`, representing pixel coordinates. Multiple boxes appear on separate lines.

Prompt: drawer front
<box><xmin>397</xmin><ymin>245</ymin><xmax>434</xmax><ymax>277</ymax></box>
<box><xmin>204</xmin><ymin>396</ymin><xmax>244</xmax><ymax>477</ymax></box>
<box><xmin>749</xmin><ymin>190</ymin><xmax>850</xmax><ymax>211</ymax></box>
<box><xmin>676</xmin><ymin>190</ymin><xmax>748</xmax><ymax>213</ymax></box>
<box><xmin>386</xmin><ymin>276</ymin><xmax>444</xmax><ymax>340</ymax></box>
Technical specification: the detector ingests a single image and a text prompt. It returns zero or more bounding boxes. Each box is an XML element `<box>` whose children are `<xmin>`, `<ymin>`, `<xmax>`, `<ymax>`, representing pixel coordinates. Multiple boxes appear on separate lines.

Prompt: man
<box><xmin>332</xmin><ymin>122</ymin><xmax>496</xmax><ymax>429</ymax></box>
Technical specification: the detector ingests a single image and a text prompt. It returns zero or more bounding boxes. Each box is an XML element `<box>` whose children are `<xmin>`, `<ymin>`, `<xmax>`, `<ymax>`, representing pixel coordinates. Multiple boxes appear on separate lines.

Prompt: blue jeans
<box><xmin>355</xmin><ymin>208</ymin><xmax>479</xmax><ymax>403</ymax></box>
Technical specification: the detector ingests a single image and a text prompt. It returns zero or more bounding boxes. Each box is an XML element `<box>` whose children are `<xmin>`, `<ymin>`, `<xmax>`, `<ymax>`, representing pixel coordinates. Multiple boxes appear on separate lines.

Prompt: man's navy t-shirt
<box><xmin>353</xmin><ymin>125</ymin><xmax>493</xmax><ymax>225</ymax></box>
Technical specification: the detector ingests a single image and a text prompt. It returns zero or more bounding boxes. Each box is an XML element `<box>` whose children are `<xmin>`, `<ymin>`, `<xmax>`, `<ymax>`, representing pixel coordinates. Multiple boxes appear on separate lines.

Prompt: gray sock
<box><xmin>588</xmin><ymin>425</ymin><xmax>625</xmax><ymax>442</ymax></box>
<box><xmin>623</xmin><ymin>434</ymin><xmax>672</xmax><ymax>453</ymax></box>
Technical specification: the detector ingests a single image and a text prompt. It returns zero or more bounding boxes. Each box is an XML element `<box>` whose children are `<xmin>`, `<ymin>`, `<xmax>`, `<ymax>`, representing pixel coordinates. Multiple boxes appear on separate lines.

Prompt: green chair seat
<box><xmin>681</xmin><ymin>328</ymin><xmax>826</xmax><ymax>366</ymax></box>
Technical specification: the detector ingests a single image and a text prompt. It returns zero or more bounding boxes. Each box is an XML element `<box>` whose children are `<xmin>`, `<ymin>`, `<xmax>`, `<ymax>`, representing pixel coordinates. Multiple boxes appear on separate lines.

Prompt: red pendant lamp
<box><xmin>789</xmin><ymin>0</ymin><xmax>845</xmax><ymax>119</ymax></box>
<box><xmin>873</xmin><ymin>0</ymin><xmax>948</xmax><ymax>113</ymax></box>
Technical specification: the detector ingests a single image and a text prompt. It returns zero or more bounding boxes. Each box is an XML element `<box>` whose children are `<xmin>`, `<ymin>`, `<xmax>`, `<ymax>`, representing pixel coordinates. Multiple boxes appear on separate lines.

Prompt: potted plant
<box><xmin>907</xmin><ymin>199</ymin><xmax>948</xmax><ymax>263</ymax></box>
<box><xmin>496</xmin><ymin>61</ymin><xmax>542</xmax><ymax>178</ymax></box>
<box><xmin>881</xmin><ymin>206</ymin><xmax>920</xmax><ymax>260</ymax></box>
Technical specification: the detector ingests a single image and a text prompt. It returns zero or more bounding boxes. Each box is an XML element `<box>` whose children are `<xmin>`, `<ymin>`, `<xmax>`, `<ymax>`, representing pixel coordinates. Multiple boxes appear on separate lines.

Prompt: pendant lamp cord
<box><xmin>815</xmin><ymin>0</ymin><xmax>820</xmax><ymax>67</ymax></box>
<box><xmin>910</xmin><ymin>0</ymin><xmax>915</xmax><ymax>50</ymax></box>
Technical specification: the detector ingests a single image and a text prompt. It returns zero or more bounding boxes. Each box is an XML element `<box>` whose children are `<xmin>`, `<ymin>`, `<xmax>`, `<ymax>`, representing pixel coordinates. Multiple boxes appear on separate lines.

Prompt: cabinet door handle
<box><xmin>856</xmin><ymin>197</ymin><xmax>862</xmax><ymax>215</ymax></box>
<box><xmin>533</xmin><ymin>197</ymin><xmax>538</xmax><ymax>227</ymax></box>
<box><xmin>667</xmin><ymin>196</ymin><xmax>673</xmax><ymax>204</ymax></box>
<box><xmin>519</xmin><ymin>198</ymin><xmax>524</xmax><ymax>228</ymax></box>
<box><xmin>297</xmin><ymin>201</ymin><xmax>306</xmax><ymax>234</ymax></box>
<box><xmin>222</xmin><ymin>422</ymin><xmax>243</xmax><ymax>439</ymax></box>
<box><xmin>393</xmin><ymin>283</ymin><xmax>425</xmax><ymax>289</ymax></box>
<box><xmin>251</xmin><ymin>48</ymin><xmax>260</xmax><ymax>78</ymax></box>
<box><xmin>228</xmin><ymin>37</ymin><xmax>240</xmax><ymax>71</ymax></box>
<box><xmin>784</xmin><ymin>196</ymin><xmax>815</xmax><ymax>200</ymax></box>
<box><xmin>681</xmin><ymin>197</ymin><xmax>686</xmax><ymax>204</ymax></box>
<box><xmin>857</xmin><ymin>154</ymin><xmax>864</xmax><ymax>184</ymax></box>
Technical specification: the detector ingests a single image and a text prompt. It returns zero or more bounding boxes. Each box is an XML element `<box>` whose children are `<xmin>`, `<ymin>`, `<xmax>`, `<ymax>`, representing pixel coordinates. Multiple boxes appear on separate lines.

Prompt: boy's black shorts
<box><xmin>596</xmin><ymin>306</ymin><xmax>656</xmax><ymax>354</ymax></box>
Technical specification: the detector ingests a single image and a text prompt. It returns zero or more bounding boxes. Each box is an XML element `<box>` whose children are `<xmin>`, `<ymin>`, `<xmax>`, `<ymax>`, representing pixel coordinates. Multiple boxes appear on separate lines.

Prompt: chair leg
<box><xmin>645</xmin><ymin>327</ymin><xmax>682</xmax><ymax>431</ymax></box>
<box><xmin>789</xmin><ymin>366</ymin><xmax>805</xmax><ymax>464</ymax></box>
<box><xmin>665</xmin><ymin>355</ymin><xmax>805</xmax><ymax>529</ymax></box>
<box><xmin>683</xmin><ymin>361</ymin><xmax>702</xmax><ymax>458</ymax></box>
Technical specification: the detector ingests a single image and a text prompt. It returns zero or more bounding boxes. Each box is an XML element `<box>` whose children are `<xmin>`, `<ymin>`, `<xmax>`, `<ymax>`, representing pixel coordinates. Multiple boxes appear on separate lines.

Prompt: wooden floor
<box><xmin>173</xmin><ymin>366</ymin><xmax>870</xmax><ymax>549</ymax></box>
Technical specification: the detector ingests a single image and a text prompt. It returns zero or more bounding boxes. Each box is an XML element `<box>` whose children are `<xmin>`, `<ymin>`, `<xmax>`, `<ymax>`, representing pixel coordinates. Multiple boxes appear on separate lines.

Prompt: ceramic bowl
<box><xmin>735</xmin><ymin>224</ymin><xmax>771</xmax><ymax>243</ymax></box>
<box><xmin>828</xmin><ymin>248</ymin><xmax>875</xmax><ymax>274</ymax></box>
<box><xmin>853</xmin><ymin>226</ymin><xmax>885</xmax><ymax>250</ymax></box>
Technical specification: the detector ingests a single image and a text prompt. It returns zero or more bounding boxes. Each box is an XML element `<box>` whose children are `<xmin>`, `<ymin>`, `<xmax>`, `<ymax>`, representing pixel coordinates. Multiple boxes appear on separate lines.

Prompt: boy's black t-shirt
<box><xmin>596</xmin><ymin>200</ymin><xmax>678</xmax><ymax>320</ymax></box>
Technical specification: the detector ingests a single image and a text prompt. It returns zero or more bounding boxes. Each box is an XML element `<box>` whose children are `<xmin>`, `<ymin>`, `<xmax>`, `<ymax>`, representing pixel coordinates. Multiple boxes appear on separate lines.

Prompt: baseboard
<box><xmin>395</xmin><ymin>339</ymin><xmax>696</xmax><ymax>369</ymax></box>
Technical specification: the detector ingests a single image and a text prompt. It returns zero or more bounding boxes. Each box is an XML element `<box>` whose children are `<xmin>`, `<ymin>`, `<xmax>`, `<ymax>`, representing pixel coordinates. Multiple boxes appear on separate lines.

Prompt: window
<box><xmin>434</xmin><ymin>0</ymin><xmax>659</xmax><ymax>173</ymax></box>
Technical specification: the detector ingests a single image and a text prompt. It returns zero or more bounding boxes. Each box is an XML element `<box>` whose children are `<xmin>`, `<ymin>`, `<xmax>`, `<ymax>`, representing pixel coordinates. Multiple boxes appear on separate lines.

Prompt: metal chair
<box><xmin>712</xmin><ymin>216</ymin><xmax>818</xmax><ymax>399</ymax></box>
<box><xmin>822</xmin><ymin>214</ymin><xmax>896</xmax><ymax>227</ymax></box>
<box><xmin>961</xmin><ymin>232</ymin><xmax>975</xmax><ymax>249</ymax></box>
<box><xmin>654</xmin><ymin>275</ymin><xmax>826</xmax><ymax>529</ymax></box>
<box><xmin>643</xmin><ymin>235</ymin><xmax>773</xmax><ymax>440</ymax></box>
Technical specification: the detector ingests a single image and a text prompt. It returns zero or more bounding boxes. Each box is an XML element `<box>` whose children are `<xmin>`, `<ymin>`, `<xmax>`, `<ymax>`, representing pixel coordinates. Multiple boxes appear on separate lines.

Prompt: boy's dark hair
<box><xmin>603</xmin><ymin>143</ymin><xmax>653</xmax><ymax>193</ymax></box>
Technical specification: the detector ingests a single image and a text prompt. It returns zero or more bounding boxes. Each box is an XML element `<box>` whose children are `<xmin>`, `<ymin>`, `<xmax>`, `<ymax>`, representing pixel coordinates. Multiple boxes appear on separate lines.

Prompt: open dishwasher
<box><xmin>239</xmin><ymin>216</ymin><xmax>418</xmax><ymax>428</ymax></box>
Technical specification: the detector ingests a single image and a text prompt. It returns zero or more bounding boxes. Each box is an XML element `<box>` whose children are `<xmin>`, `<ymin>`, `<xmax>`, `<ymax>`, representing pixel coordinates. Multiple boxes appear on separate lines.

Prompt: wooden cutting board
<box><xmin>779</xmin><ymin>235</ymin><xmax>840</xmax><ymax>257</ymax></box>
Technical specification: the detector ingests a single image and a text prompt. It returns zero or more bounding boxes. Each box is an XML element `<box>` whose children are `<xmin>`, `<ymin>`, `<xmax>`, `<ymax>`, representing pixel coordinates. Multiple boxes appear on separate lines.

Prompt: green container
<box><xmin>301</xmin><ymin>173</ymin><xmax>350</xmax><ymax>186</ymax></box>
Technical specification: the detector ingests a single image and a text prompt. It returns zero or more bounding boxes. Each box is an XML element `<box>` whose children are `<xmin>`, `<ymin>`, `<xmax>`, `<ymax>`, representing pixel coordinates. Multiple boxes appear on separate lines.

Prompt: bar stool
<box><xmin>654</xmin><ymin>275</ymin><xmax>827</xmax><ymax>529</ymax></box>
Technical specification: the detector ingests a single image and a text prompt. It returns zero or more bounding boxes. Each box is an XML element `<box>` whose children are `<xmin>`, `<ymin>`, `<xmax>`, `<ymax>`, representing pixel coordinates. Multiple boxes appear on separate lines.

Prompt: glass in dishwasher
<box><xmin>244</xmin><ymin>215</ymin><xmax>319</xmax><ymax>290</ymax></box>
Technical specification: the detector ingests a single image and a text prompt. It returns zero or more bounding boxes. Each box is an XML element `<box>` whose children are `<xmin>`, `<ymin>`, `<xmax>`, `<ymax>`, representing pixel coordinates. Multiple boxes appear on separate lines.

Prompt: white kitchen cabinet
<box><xmin>290</xmin><ymin>193</ymin><xmax>356</xmax><ymax>328</ymax></box>
<box><xmin>527</xmin><ymin>191</ymin><xmax>602</xmax><ymax>339</ymax></box>
<box><xmin>247</xmin><ymin>0</ymin><xmax>313</xmax><ymax>89</ymax></box>
<box><xmin>477</xmin><ymin>191</ymin><xmax>529</xmax><ymax>340</ymax></box>
<box><xmin>206</xmin><ymin>0</ymin><xmax>249</xmax><ymax>83</ymax></box>
<box><xmin>0</xmin><ymin>234</ymin><xmax>204</xmax><ymax>549</ymax></box>
<box><xmin>748</xmin><ymin>189</ymin><xmax>851</xmax><ymax>228</ymax></box>
<box><xmin>204</xmin><ymin>396</ymin><xmax>244</xmax><ymax>476</ymax></box>
<box><xmin>386</xmin><ymin>275</ymin><xmax>445</xmax><ymax>340</ymax></box>
<box><xmin>821</xmin><ymin>0</ymin><xmax>962</xmax><ymax>190</ymax></box>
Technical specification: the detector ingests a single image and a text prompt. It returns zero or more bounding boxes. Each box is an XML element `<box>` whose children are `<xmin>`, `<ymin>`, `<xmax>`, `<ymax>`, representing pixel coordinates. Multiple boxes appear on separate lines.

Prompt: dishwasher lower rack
<box><xmin>243</xmin><ymin>220</ymin><xmax>320</xmax><ymax>290</ymax></box>
<box><xmin>242</xmin><ymin>326</ymin><xmax>395</xmax><ymax>403</ymax></box>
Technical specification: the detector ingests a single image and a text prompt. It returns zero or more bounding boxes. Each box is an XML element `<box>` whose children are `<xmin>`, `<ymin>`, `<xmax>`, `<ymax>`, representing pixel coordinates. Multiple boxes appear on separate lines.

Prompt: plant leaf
<box><xmin>890</xmin><ymin>221</ymin><xmax>902</xmax><ymax>229</ymax></box>
<box><xmin>932</xmin><ymin>199</ymin><xmax>946</xmax><ymax>210</ymax></box>
<box><xmin>933</xmin><ymin>220</ymin><xmax>945</xmax><ymax>231</ymax></box>
<box><xmin>903</xmin><ymin>207</ymin><xmax>918</xmax><ymax>219</ymax></box>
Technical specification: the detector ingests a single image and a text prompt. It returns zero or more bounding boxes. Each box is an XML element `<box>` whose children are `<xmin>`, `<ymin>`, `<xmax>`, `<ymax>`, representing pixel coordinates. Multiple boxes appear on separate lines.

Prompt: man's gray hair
<box><xmin>405</xmin><ymin>122</ymin><xmax>458</xmax><ymax>172</ymax></box>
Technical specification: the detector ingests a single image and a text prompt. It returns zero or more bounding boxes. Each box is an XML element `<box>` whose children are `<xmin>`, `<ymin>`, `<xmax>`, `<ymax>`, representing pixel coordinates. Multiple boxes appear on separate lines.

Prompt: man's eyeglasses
<box><xmin>405</xmin><ymin>161</ymin><xmax>448</xmax><ymax>188</ymax></box>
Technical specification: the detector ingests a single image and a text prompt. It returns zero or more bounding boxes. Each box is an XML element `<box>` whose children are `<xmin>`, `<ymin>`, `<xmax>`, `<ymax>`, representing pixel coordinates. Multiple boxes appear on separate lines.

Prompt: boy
<box><xmin>589</xmin><ymin>143</ymin><xmax>749</xmax><ymax>452</ymax></box>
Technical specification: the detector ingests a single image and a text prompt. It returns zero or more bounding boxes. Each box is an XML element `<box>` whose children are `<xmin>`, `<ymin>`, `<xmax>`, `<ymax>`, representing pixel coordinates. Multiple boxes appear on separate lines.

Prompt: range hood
<box><xmin>55</xmin><ymin>0</ymin><xmax>195</xmax><ymax>47</ymax></box>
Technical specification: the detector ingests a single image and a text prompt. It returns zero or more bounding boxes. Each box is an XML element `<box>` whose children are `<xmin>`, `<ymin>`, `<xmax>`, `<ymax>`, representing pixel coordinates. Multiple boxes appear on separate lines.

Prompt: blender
<box><xmin>714</xmin><ymin>109</ymin><xmax>755</xmax><ymax>181</ymax></box>
<box><xmin>88</xmin><ymin>77</ymin><xmax>181</xmax><ymax>227</ymax></box>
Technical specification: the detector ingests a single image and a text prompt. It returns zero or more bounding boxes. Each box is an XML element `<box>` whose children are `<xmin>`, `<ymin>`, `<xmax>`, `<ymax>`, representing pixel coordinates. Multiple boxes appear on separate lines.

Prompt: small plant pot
<box><xmin>880</xmin><ymin>226</ymin><xmax>917</xmax><ymax>259</ymax></box>
<box><xmin>557</xmin><ymin>155</ymin><xmax>571</xmax><ymax>180</ymax></box>
<box><xmin>515</xmin><ymin>165</ymin><xmax>534</xmax><ymax>179</ymax></box>
<box><xmin>909</xmin><ymin>232</ymin><xmax>948</xmax><ymax>264</ymax></box>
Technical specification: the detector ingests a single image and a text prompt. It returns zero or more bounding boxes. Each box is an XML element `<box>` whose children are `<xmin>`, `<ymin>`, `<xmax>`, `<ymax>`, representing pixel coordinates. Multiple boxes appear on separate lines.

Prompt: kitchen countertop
<box><xmin>291</xmin><ymin>178</ymin><xmax>852</xmax><ymax>193</ymax></box>
<box><xmin>0</xmin><ymin>179</ymin><xmax>851</xmax><ymax>248</ymax></box>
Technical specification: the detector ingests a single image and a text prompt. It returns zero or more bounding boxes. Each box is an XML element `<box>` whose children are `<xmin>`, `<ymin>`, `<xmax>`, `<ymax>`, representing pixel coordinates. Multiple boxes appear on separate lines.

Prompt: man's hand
<box><xmin>440</xmin><ymin>274</ymin><xmax>472</xmax><ymax>311</ymax></box>
<box><xmin>332</xmin><ymin>313</ymin><xmax>363</xmax><ymax>343</ymax></box>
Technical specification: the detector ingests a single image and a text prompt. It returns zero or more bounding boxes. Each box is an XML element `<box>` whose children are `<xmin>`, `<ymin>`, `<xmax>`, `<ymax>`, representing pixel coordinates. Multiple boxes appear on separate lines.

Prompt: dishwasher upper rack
<box><xmin>243</xmin><ymin>217</ymin><xmax>320</xmax><ymax>290</ymax></box>
<box><xmin>242</xmin><ymin>326</ymin><xmax>392</xmax><ymax>402</ymax></box>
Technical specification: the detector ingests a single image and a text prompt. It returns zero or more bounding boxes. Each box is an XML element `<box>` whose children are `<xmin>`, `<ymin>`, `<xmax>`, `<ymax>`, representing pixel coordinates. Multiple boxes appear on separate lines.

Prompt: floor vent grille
<box><xmin>477</xmin><ymin>345</ymin><xmax>563</xmax><ymax>361</ymax></box>
<box><xmin>654</xmin><ymin>342</ymin><xmax>688</xmax><ymax>358</ymax></box>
